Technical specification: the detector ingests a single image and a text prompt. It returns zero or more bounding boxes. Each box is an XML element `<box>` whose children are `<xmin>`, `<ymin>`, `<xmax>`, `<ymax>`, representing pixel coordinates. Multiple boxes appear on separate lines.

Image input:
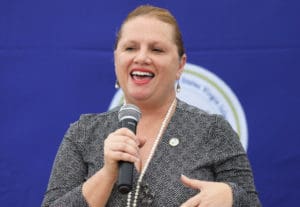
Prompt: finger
<box><xmin>110</xmin><ymin>141</ymin><xmax>139</xmax><ymax>157</ymax></box>
<box><xmin>104</xmin><ymin>138</ymin><xmax>139</xmax><ymax>164</ymax></box>
<box><xmin>181</xmin><ymin>175</ymin><xmax>204</xmax><ymax>190</ymax></box>
<box><xmin>109</xmin><ymin>151</ymin><xmax>140</xmax><ymax>164</ymax></box>
<box><xmin>180</xmin><ymin>193</ymin><xmax>201</xmax><ymax>207</ymax></box>
<box><xmin>112</xmin><ymin>134</ymin><xmax>139</xmax><ymax>149</ymax></box>
<box><xmin>106</xmin><ymin>132</ymin><xmax>140</xmax><ymax>154</ymax></box>
<box><xmin>116</xmin><ymin>128</ymin><xmax>140</xmax><ymax>145</ymax></box>
<box><xmin>134</xmin><ymin>158</ymin><xmax>142</xmax><ymax>172</ymax></box>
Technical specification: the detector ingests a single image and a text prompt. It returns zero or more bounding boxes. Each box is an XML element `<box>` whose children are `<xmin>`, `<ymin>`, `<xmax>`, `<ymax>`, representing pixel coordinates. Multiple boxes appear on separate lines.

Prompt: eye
<box><xmin>125</xmin><ymin>47</ymin><xmax>135</xmax><ymax>51</ymax></box>
<box><xmin>152</xmin><ymin>48</ymin><xmax>163</xmax><ymax>53</ymax></box>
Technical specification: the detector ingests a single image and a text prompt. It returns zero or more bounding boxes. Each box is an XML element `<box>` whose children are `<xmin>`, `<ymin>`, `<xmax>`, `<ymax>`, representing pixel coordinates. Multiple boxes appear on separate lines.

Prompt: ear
<box><xmin>176</xmin><ymin>54</ymin><xmax>187</xmax><ymax>80</ymax></box>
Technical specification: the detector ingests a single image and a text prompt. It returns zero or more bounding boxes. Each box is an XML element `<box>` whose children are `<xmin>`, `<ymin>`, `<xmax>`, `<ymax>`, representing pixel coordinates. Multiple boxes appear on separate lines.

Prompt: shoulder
<box><xmin>176</xmin><ymin>99</ymin><xmax>245</xmax><ymax>156</ymax></box>
<box><xmin>176</xmin><ymin>98</ymin><xmax>225</xmax><ymax>127</ymax></box>
<box><xmin>176</xmin><ymin>98</ymin><xmax>240</xmax><ymax>144</ymax></box>
<box><xmin>77</xmin><ymin>106</ymin><xmax>120</xmax><ymax>128</ymax></box>
<box><xmin>64</xmin><ymin>106</ymin><xmax>121</xmax><ymax>144</ymax></box>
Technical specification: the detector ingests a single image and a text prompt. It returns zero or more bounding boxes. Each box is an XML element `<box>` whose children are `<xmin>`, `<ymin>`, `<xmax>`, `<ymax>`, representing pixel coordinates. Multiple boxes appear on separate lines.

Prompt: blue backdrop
<box><xmin>1</xmin><ymin>1</ymin><xmax>299</xmax><ymax>206</ymax></box>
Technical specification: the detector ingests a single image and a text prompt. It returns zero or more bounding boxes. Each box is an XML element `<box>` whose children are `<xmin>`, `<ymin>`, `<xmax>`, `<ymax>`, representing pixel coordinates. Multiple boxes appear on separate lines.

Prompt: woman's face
<box><xmin>114</xmin><ymin>16</ymin><xmax>186</xmax><ymax>105</ymax></box>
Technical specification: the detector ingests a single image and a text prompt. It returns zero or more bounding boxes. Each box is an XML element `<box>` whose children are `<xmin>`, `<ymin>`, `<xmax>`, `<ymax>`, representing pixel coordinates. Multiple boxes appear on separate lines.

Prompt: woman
<box><xmin>42</xmin><ymin>5</ymin><xmax>261</xmax><ymax>207</ymax></box>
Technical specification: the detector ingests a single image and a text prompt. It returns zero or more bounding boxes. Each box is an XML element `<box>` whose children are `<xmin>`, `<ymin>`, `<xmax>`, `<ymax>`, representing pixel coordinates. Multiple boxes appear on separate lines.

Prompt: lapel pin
<box><xmin>169</xmin><ymin>137</ymin><xmax>179</xmax><ymax>147</ymax></box>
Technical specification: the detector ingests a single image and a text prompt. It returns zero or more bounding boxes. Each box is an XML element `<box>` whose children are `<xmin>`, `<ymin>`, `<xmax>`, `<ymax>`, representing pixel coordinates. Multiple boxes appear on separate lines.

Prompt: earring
<box><xmin>176</xmin><ymin>81</ymin><xmax>181</xmax><ymax>93</ymax></box>
<box><xmin>115</xmin><ymin>80</ymin><xmax>120</xmax><ymax>89</ymax></box>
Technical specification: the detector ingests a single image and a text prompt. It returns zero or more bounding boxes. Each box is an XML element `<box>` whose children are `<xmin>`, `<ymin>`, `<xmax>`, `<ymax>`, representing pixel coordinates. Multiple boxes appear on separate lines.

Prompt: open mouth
<box><xmin>130</xmin><ymin>70</ymin><xmax>155</xmax><ymax>84</ymax></box>
<box><xmin>130</xmin><ymin>70</ymin><xmax>155</xmax><ymax>83</ymax></box>
<box><xmin>131</xmin><ymin>71</ymin><xmax>155</xmax><ymax>78</ymax></box>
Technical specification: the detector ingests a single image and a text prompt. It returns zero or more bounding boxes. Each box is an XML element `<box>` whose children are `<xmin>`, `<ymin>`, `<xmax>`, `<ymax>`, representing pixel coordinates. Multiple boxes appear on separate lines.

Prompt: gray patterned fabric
<box><xmin>42</xmin><ymin>99</ymin><xmax>261</xmax><ymax>206</ymax></box>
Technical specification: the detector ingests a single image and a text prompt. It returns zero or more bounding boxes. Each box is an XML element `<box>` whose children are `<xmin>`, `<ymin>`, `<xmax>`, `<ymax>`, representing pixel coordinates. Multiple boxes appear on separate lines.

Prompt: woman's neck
<box><xmin>125</xmin><ymin>96</ymin><xmax>177</xmax><ymax>119</ymax></box>
<box><xmin>138</xmin><ymin>98</ymin><xmax>177</xmax><ymax>127</ymax></box>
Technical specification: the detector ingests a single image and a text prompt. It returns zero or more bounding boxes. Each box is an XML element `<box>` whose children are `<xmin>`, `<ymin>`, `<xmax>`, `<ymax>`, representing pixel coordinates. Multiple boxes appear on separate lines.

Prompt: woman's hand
<box><xmin>180</xmin><ymin>175</ymin><xmax>233</xmax><ymax>207</ymax></box>
<box><xmin>103</xmin><ymin>128</ymin><xmax>145</xmax><ymax>178</ymax></box>
<box><xmin>82</xmin><ymin>128</ymin><xmax>145</xmax><ymax>207</ymax></box>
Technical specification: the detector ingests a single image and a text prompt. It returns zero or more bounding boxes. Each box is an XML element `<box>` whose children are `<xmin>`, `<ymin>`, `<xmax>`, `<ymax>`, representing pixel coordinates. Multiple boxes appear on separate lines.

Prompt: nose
<box><xmin>133</xmin><ymin>48</ymin><xmax>151</xmax><ymax>64</ymax></box>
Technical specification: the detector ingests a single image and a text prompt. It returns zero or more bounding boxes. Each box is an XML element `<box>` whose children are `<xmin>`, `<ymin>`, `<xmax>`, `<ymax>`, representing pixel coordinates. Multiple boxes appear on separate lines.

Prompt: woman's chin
<box><xmin>126</xmin><ymin>92</ymin><xmax>152</xmax><ymax>103</ymax></box>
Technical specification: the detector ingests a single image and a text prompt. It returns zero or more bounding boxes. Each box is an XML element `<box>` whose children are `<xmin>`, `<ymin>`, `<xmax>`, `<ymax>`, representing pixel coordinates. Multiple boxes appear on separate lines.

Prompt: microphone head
<box><xmin>118</xmin><ymin>104</ymin><xmax>141</xmax><ymax>122</ymax></box>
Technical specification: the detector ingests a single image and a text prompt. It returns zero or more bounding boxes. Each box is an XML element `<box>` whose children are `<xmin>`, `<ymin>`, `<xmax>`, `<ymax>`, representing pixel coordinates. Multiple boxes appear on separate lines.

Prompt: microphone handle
<box><xmin>117</xmin><ymin>118</ymin><xmax>137</xmax><ymax>194</ymax></box>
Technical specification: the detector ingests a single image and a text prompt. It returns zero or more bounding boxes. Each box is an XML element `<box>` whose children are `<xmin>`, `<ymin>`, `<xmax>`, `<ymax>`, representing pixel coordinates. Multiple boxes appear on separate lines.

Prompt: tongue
<box><xmin>132</xmin><ymin>75</ymin><xmax>152</xmax><ymax>84</ymax></box>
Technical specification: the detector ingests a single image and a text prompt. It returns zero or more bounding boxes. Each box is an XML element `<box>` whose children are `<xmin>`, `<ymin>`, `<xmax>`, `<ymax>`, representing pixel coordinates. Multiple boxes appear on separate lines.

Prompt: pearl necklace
<box><xmin>126</xmin><ymin>98</ymin><xmax>177</xmax><ymax>207</ymax></box>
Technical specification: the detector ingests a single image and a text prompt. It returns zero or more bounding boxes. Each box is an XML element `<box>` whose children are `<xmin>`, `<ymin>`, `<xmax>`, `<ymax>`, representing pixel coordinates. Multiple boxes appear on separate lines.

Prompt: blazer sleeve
<box><xmin>210</xmin><ymin>115</ymin><xmax>261</xmax><ymax>207</ymax></box>
<box><xmin>41</xmin><ymin>120</ymin><xmax>89</xmax><ymax>207</ymax></box>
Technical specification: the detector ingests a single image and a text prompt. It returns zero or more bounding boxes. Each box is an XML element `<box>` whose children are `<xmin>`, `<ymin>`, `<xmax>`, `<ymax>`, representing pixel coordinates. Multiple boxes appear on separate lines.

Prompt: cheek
<box><xmin>166</xmin><ymin>61</ymin><xmax>182</xmax><ymax>80</ymax></box>
<box><xmin>117</xmin><ymin>54</ymin><xmax>132</xmax><ymax>69</ymax></box>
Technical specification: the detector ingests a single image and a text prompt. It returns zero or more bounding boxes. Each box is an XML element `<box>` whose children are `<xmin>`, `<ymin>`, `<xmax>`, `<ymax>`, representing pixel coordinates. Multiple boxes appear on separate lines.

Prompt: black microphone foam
<box><xmin>117</xmin><ymin>104</ymin><xmax>141</xmax><ymax>194</ymax></box>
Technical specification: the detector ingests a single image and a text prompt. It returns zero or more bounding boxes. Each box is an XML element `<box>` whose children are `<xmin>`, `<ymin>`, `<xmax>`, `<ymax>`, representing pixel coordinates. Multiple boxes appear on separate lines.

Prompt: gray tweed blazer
<box><xmin>42</xmin><ymin>99</ymin><xmax>261</xmax><ymax>207</ymax></box>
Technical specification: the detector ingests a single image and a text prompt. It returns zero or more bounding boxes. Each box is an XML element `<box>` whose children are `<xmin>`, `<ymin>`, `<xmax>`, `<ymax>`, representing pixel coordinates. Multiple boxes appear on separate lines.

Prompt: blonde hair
<box><xmin>114</xmin><ymin>5</ymin><xmax>185</xmax><ymax>57</ymax></box>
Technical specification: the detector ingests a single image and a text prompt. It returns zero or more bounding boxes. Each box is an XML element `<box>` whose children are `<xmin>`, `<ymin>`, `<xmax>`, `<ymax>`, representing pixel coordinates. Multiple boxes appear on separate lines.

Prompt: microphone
<box><xmin>117</xmin><ymin>104</ymin><xmax>141</xmax><ymax>194</ymax></box>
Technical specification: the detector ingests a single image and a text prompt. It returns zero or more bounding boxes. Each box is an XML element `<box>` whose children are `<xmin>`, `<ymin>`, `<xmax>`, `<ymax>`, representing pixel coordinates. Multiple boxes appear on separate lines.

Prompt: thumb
<box><xmin>180</xmin><ymin>174</ymin><xmax>204</xmax><ymax>190</ymax></box>
<box><xmin>134</xmin><ymin>159</ymin><xmax>142</xmax><ymax>173</ymax></box>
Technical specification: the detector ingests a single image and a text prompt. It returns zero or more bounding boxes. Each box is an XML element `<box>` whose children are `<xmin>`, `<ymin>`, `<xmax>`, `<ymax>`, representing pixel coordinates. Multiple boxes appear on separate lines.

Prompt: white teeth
<box><xmin>131</xmin><ymin>71</ymin><xmax>154</xmax><ymax>77</ymax></box>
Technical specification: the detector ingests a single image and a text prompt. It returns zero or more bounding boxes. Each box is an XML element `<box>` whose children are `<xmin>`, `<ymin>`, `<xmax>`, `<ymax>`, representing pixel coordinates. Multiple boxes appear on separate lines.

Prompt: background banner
<box><xmin>1</xmin><ymin>1</ymin><xmax>299</xmax><ymax>206</ymax></box>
